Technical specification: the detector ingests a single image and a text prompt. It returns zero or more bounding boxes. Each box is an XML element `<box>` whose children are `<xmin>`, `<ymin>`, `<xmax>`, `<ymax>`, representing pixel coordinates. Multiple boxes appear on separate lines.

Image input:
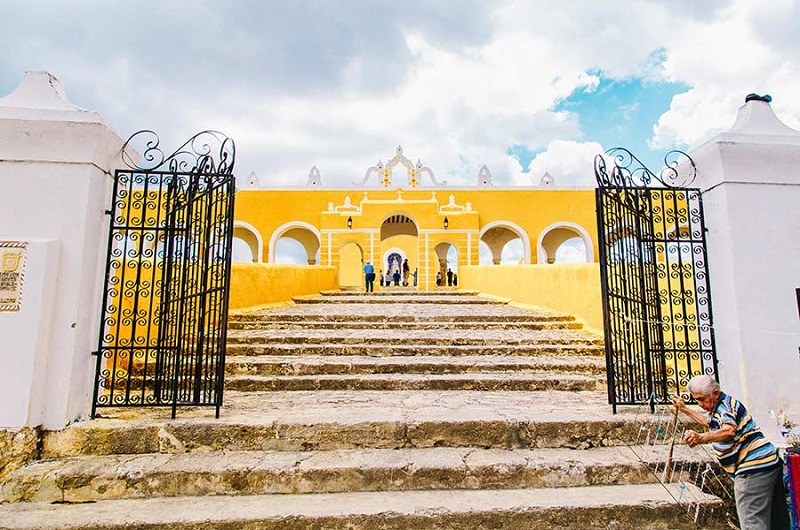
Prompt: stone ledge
<box><xmin>0</xmin><ymin>446</ymin><xmax>713</xmax><ymax>503</ymax></box>
<box><xmin>0</xmin><ymin>484</ymin><xmax>725</xmax><ymax>530</ymax></box>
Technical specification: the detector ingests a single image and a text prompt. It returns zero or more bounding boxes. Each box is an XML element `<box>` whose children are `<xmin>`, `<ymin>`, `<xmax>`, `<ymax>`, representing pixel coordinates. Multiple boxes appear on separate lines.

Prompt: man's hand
<box><xmin>671</xmin><ymin>394</ymin><xmax>687</xmax><ymax>411</ymax></box>
<box><xmin>684</xmin><ymin>429</ymin><xmax>705</xmax><ymax>447</ymax></box>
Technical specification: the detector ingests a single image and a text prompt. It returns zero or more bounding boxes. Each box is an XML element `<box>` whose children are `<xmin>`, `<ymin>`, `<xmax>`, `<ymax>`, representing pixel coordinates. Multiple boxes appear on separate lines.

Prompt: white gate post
<box><xmin>0</xmin><ymin>72</ymin><xmax>126</xmax><ymax>430</ymax></box>
<box><xmin>691</xmin><ymin>95</ymin><xmax>800</xmax><ymax>438</ymax></box>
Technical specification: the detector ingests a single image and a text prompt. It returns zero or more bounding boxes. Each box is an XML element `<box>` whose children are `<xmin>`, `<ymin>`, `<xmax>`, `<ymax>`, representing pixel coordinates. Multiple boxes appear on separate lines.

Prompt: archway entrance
<box><xmin>382</xmin><ymin>249</ymin><xmax>406</xmax><ymax>286</ymax></box>
<box><xmin>339</xmin><ymin>241</ymin><xmax>364</xmax><ymax>288</ymax></box>
<box><xmin>480</xmin><ymin>221</ymin><xmax>531</xmax><ymax>264</ymax></box>
<box><xmin>434</xmin><ymin>242</ymin><xmax>458</xmax><ymax>287</ymax></box>
<box><xmin>380</xmin><ymin>214</ymin><xmax>418</xmax><ymax>288</ymax></box>
<box><xmin>269</xmin><ymin>222</ymin><xmax>321</xmax><ymax>265</ymax></box>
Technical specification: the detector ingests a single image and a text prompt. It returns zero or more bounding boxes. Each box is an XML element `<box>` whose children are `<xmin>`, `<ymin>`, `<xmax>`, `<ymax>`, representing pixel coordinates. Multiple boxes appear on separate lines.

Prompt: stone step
<box><xmin>0</xmin><ymin>484</ymin><xmax>726</xmax><ymax>530</ymax></box>
<box><xmin>224</xmin><ymin>372</ymin><xmax>604</xmax><ymax>392</ymax></box>
<box><xmin>228</xmin><ymin>319</ymin><xmax>585</xmax><ymax>331</ymax></box>
<box><xmin>320</xmin><ymin>289</ymin><xmax>481</xmax><ymax>297</ymax></box>
<box><xmin>0</xmin><ymin>445</ymin><xmax>712</xmax><ymax>503</ymax></box>
<box><xmin>225</xmin><ymin>329</ymin><xmax>603</xmax><ymax>346</ymax></box>
<box><xmin>43</xmin><ymin>391</ymin><xmax>638</xmax><ymax>457</ymax></box>
<box><xmin>225</xmin><ymin>342</ymin><xmax>604</xmax><ymax>357</ymax></box>
<box><xmin>224</xmin><ymin>355</ymin><xmax>607</xmax><ymax>376</ymax></box>
<box><xmin>293</xmin><ymin>295</ymin><xmax>506</xmax><ymax>305</ymax></box>
<box><xmin>229</xmin><ymin>307</ymin><xmax>575</xmax><ymax>323</ymax></box>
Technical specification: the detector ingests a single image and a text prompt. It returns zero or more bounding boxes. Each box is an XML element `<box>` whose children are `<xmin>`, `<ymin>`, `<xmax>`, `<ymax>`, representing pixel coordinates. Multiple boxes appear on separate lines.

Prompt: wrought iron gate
<box><xmin>594</xmin><ymin>148</ymin><xmax>718</xmax><ymax>412</ymax></box>
<box><xmin>92</xmin><ymin>131</ymin><xmax>236</xmax><ymax>418</ymax></box>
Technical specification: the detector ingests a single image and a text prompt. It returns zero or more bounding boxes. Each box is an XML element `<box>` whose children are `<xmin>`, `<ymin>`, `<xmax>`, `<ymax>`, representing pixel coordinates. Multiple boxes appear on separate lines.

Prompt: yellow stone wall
<box><xmin>233</xmin><ymin>187</ymin><xmax>599</xmax><ymax>293</ymax></box>
<box><xmin>229</xmin><ymin>263</ymin><xmax>338</xmax><ymax>310</ymax></box>
<box><xmin>458</xmin><ymin>264</ymin><xmax>604</xmax><ymax>332</ymax></box>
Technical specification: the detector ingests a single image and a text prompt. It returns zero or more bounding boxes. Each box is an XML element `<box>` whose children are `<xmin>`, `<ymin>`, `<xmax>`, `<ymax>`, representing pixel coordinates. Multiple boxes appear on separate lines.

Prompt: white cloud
<box><xmin>526</xmin><ymin>140</ymin><xmax>604</xmax><ymax>187</ymax></box>
<box><xmin>3</xmin><ymin>0</ymin><xmax>800</xmax><ymax>187</ymax></box>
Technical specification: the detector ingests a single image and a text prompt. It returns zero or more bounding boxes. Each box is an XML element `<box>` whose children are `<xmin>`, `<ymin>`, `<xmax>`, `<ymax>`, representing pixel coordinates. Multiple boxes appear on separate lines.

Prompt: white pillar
<box><xmin>0</xmin><ymin>72</ymin><xmax>126</xmax><ymax>430</ymax></box>
<box><xmin>691</xmin><ymin>95</ymin><xmax>800</xmax><ymax>438</ymax></box>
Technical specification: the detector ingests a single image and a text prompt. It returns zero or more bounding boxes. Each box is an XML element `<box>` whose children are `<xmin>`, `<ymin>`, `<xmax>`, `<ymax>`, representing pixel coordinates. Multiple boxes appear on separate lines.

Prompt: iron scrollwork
<box><xmin>594</xmin><ymin>147</ymin><xmax>717</xmax><ymax>412</ymax></box>
<box><xmin>93</xmin><ymin>131</ymin><xmax>236</xmax><ymax>418</ymax></box>
<box><xmin>594</xmin><ymin>147</ymin><xmax>697</xmax><ymax>189</ymax></box>
<box><xmin>121</xmin><ymin>130</ymin><xmax>236</xmax><ymax>175</ymax></box>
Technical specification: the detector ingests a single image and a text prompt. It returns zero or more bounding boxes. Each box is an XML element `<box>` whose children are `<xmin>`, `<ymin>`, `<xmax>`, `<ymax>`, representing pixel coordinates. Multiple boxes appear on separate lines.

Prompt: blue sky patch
<box><xmin>556</xmin><ymin>71</ymin><xmax>690</xmax><ymax>171</ymax></box>
<box><xmin>506</xmin><ymin>144</ymin><xmax>545</xmax><ymax>173</ymax></box>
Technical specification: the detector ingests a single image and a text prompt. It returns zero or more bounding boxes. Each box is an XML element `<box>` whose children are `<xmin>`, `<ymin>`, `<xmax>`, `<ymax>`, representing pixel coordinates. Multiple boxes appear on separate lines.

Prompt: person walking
<box><xmin>672</xmin><ymin>375</ymin><xmax>790</xmax><ymax>530</ymax></box>
<box><xmin>402</xmin><ymin>259</ymin><xmax>410</xmax><ymax>286</ymax></box>
<box><xmin>446</xmin><ymin>268</ymin><xmax>453</xmax><ymax>287</ymax></box>
<box><xmin>363</xmin><ymin>261</ymin><xmax>375</xmax><ymax>293</ymax></box>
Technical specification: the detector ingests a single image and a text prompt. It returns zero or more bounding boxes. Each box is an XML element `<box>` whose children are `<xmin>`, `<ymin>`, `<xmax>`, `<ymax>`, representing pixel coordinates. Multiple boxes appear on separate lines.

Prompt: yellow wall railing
<box><xmin>229</xmin><ymin>263</ymin><xmax>339</xmax><ymax>311</ymax></box>
<box><xmin>458</xmin><ymin>264</ymin><xmax>603</xmax><ymax>332</ymax></box>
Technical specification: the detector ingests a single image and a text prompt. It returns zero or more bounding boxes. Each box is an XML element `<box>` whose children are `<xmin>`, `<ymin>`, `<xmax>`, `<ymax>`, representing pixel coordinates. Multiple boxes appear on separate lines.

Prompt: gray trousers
<box><xmin>734</xmin><ymin>463</ymin><xmax>790</xmax><ymax>530</ymax></box>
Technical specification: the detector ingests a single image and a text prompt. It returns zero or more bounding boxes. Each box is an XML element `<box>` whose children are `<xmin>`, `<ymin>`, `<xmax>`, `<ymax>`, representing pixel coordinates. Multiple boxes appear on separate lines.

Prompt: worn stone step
<box><xmin>293</xmin><ymin>295</ymin><xmax>506</xmax><ymax>305</ymax></box>
<box><xmin>225</xmin><ymin>342</ymin><xmax>604</xmax><ymax>357</ymax></box>
<box><xmin>224</xmin><ymin>372</ymin><xmax>604</xmax><ymax>392</ymax></box>
<box><xmin>0</xmin><ymin>445</ymin><xmax>713</xmax><ymax>503</ymax></box>
<box><xmin>0</xmin><ymin>484</ymin><xmax>726</xmax><ymax>530</ymax></box>
<box><xmin>230</xmin><ymin>310</ymin><xmax>575</xmax><ymax>324</ymax></box>
<box><xmin>229</xmin><ymin>307</ymin><xmax>575</xmax><ymax>323</ymax></box>
<box><xmin>225</xmin><ymin>329</ymin><xmax>602</xmax><ymax>346</ymax></box>
<box><xmin>228</xmin><ymin>319</ymin><xmax>585</xmax><ymax>331</ymax></box>
<box><xmin>320</xmin><ymin>290</ymin><xmax>481</xmax><ymax>297</ymax></box>
<box><xmin>43</xmin><ymin>391</ymin><xmax>641</xmax><ymax>457</ymax></box>
<box><xmin>224</xmin><ymin>355</ymin><xmax>607</xmax><ymax>376</ymax></box>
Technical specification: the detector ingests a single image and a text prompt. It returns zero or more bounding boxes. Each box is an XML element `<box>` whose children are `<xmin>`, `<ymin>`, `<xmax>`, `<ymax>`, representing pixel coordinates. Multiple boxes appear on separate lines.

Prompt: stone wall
<box><xmin>229</xmin><ymin>263</ymin><xmax>339</xmax><ymax>310</ymax></box>
<box><xmin>459</xmin><ymin>263</ymin><xmax>603</xmax><ymax>332</ymax></box>
<box><xmin>0</xmin><ymin>428</ymin><xmax>40</xmax><ymax>481</ymax></box>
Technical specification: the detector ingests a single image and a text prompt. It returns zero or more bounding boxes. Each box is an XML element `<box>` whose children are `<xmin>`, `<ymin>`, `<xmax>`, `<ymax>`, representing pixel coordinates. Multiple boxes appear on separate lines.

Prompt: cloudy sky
<box><xmin>3</xmin><ymin>0</ymin><xmax>800</xmax><ymax>189</ymax></box>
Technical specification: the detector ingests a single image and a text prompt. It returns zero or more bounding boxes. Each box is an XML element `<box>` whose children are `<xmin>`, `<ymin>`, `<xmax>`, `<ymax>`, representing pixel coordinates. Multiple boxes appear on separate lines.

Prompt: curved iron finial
<box><xmin>594</xmin><ymin>147</ymin><xmax>696</xmax><ymax>189</ymax></box>
<box><xmin>121</xmin><ymin>130</ymin><xmax>236</xmax><ymax>175</ymax></box>
<box><xmin>745</xmin><ymin>93</ymin><xmax>772</xmax><ymax>103</ymax></box>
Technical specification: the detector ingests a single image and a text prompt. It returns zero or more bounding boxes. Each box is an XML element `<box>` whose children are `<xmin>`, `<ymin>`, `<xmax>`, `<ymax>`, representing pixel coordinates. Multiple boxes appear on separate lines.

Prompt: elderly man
<box><xmin>672</xmin><ymin>375</ymin><xmax>789</xmax><ymax>530</ymax></box>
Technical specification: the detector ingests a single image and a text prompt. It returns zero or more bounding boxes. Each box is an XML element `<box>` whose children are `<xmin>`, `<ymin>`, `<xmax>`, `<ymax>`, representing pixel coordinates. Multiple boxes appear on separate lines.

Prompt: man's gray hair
<box><xmin>687</xmin><ymin>374</ymin><xmax>720</xmax><ymax>395</ymax></box>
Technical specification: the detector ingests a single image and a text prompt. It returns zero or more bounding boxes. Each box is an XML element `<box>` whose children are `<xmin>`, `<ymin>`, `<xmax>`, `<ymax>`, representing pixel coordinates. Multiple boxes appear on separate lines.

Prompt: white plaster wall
<box><xmin>0</xmin><ymin>240</ymin><xmax>59</xmax><ymax>428</ymax></box>
<box><xmin>692</xmin><ymin>99</ymin><xmax>800</xmax><ymax>440</ymax></box>
<box><xmin>0</xmin><ymin>73</ymin><xmax>125</xmax><ymax>429</ymax></box>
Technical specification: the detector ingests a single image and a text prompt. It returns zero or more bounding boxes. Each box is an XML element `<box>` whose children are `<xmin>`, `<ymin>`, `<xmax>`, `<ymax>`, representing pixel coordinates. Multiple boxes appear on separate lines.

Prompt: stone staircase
<box><xmin>0</xmin><ymin>290</ymin><xmax>724</xmax><ymax>529</ymax></box>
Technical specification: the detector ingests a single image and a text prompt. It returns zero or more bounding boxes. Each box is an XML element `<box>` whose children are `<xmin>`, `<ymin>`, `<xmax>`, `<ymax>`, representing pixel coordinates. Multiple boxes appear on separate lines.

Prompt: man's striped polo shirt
<box><xmin>708</xmin><ymin>392</ymin><xmax>779</xmax><ymax>476</ymax></box>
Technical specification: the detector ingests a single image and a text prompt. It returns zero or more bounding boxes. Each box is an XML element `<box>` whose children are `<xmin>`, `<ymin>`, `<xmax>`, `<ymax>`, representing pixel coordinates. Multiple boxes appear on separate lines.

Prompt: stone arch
<box><xmin>537</xmin><ymin>222</ymin><xmax>594</xmax><ymax>264</ymax></box>
<box><xmin>434</xmin><ymin>241</ymin><xmax>458</xmax><ymax>286</ymax></box>
<box><xmin>603</xmin><ymin>222</ymin><xmax>650</xmax><ymax>263</ymax></box>
<box><xmin>479</xmin><ymin>221</ymin><xmax>531</xmax><ymax>265</ymax></box>
<box><xmin>268</xmin><ymin>221</ymin><xmax>321</xmax><ymax>265</ymax></box>
<box><xmin>382</xmin><ymin>246</ymin><xmax>407</xmax><ymax>285</ymax></box>
<box><xmin>233</xmin><ymin>221</ymin><xmax>263</xmax><ymax>263</ymax></box>
<box><xmin>380</xmin><ymin>212</ymin><xmax>419</xmax><ymax>239</ymax></box>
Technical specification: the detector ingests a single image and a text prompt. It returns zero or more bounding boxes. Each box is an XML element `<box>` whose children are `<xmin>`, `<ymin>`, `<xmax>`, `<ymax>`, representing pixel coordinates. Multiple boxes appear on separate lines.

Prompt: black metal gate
<box><xmin>594</xmin><ymin>148</ymin><xmax>718</xmax><ymax>412</ymax></box>
<box><xmin>92</xmin><ymin>131</ymin><xmax>236</xmax><ymax>418</ymax></box>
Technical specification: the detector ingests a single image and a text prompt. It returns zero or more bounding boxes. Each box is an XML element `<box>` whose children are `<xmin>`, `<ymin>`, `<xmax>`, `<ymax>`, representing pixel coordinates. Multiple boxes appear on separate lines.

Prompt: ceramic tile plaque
<box><xmin>0</xmin><ymin>241</ymin><xmax>28</xmax><ymax>312</ymax></box>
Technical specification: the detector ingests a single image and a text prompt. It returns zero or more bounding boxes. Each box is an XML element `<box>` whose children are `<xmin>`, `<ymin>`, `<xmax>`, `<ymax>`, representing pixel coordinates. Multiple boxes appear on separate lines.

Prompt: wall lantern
<box><xmin>443</xmin><ymin>216</ymin><xmax>449</xmax><ymax>230</ymax></box>
<box><xmin>347</xmin><ymin>216</ymin><xmax>353</xmax><ymax>229</ymax></box>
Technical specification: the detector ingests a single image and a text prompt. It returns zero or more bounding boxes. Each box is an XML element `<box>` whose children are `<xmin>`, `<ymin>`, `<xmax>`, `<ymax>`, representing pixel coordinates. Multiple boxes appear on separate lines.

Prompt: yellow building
<box><xmin>232</xmin><ymin>146</ymin><xmax>599</xmax><ymax>291</ymax></box>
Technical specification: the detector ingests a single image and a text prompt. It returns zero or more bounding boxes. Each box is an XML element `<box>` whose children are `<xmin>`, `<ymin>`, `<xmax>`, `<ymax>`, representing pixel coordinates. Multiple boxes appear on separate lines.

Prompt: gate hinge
<box><xmin>90</xmin><ymin>350</ymin><xmax>99</xmax><ymax>357</ymax></box>
<box><xmin>104</xmin><ymin>209</ymin><xmax>112</xmax><ymax>216</ymax></box>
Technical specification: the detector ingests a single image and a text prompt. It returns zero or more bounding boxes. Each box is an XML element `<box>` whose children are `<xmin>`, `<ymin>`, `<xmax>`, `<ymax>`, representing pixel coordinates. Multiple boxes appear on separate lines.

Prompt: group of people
<box><xmin>435</xmin><ymin>267</ymin><xmax>457</xmax><ymax>287</ymax></box>
<box><xmin>363</xmin><ymin>258</ymin><xmax>417</xmax><ymax>292</ymax></box>
<box><xmin>365</xmin><ymin>259</ymin><xmax>460</xmax><ymax>291</ymax></box>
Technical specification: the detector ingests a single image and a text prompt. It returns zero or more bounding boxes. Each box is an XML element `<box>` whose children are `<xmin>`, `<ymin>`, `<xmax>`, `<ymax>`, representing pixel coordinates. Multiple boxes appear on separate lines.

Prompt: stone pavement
<box><xmin>0</xmin><ymin>290</ymin><xmax>725</xmax><ymax>529</ymax></box>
